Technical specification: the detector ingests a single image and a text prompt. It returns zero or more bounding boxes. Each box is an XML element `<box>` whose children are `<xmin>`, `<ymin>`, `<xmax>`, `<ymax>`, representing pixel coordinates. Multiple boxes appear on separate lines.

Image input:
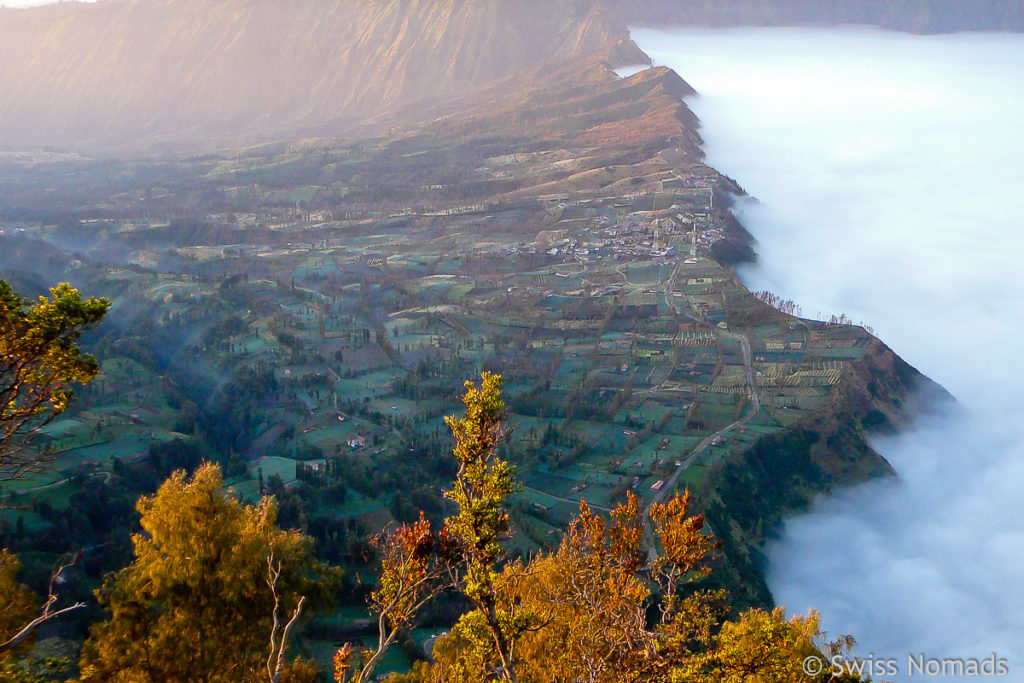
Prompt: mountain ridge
<box><xmin>4</xmin><ymin>0</ymin><xmax>1021</xmax><ymax>155</ymax></box>
<box><xmin>0</xmin><ymin>0</ymin><xmax>639</xmax><ymax>154</ymax></box>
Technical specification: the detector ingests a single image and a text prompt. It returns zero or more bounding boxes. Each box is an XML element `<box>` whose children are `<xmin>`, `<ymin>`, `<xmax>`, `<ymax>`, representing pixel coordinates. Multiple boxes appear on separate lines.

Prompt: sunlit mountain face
<box><xmin>0</xmin><ymin>0</ymin><xmax>629</xmax><ymax>153</ymax></box>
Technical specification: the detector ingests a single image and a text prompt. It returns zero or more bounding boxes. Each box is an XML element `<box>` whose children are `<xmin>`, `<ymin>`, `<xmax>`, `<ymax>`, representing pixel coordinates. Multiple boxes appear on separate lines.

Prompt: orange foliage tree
<box><xmin>338</xmin><ymin>374</ymin><xmax>862</xmax><ymax>682</ymax></box>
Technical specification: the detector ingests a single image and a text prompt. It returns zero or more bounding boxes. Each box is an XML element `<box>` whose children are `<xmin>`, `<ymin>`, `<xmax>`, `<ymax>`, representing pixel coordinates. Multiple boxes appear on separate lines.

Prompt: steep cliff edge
<box><xmin>696</xmin><ymin>335</ymin><xmax>953</xmax><ymax>607</ymax></box>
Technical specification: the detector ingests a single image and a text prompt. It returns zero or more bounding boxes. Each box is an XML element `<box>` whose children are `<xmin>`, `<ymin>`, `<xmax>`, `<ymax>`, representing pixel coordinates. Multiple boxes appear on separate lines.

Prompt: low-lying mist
<box><xmin>632</xmin><ymin>26</ymin><xmax>1024</xmax><ymax>679</ymax></box>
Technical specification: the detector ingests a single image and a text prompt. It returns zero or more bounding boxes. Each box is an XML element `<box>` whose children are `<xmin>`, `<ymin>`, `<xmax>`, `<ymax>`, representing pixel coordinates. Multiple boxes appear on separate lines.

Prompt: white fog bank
<box><xmin>632</xmin><ymin>26</ymin><xmax>1024</xmax><ymax>679</ymax></box>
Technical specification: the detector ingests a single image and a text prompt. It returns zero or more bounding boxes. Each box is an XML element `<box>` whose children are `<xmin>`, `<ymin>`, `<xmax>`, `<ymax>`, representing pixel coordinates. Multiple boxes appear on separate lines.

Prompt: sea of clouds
<box><xmin>632</xmin><ymin>25</ymin><xmax>1024</xmax><ymax>680</ymax></box>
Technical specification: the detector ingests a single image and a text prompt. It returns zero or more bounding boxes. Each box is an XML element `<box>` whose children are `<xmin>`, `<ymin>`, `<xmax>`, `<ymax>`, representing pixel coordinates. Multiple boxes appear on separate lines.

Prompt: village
<box><xmin>0</xmin><ymin>115</ymin><xmax>881</xmax><ymax>673</ymax></box>
<box><xmin>1</xmin><ymin>177</ymin><xmax>874</xmax><ymax>555</ymax></box>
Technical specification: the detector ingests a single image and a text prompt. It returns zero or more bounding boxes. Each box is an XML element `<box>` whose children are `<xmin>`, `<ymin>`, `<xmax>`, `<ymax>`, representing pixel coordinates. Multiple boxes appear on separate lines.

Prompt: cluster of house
<box><xmin>521</xmin><ymin>218</ymin><xmax>680</xmax><ymax>263</ymax></box>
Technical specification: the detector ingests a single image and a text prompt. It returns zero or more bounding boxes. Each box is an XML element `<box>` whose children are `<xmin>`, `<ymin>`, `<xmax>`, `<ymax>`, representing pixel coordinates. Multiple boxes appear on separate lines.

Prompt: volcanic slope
<box><xmin>0</xmin><ymin>0</ymin><xmax>640</xmax><ymax>153</ymax></box>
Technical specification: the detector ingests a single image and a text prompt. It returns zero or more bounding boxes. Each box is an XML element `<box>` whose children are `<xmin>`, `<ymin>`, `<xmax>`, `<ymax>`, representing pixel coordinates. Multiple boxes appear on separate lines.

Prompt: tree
<box><xmin>0</xmin><ymin>553</ymin><xmax>83</xmax><ymax>658</ymax></box>
<box><xmin>0</xmin><ymin>281</ymin><xmax>106</xmax><ymax>667</ymax></box>
<box><xmin>265</xmin><ymin>553</ymin><xmax>312</xmax><ymax>683</ymax></box>
<box><xmin>430</xmin><ymin>489</ymin><xmax>857</xmax><ymax>683</ymax></box>
<box><xmin>344</xmin><ymin>374</ymin><xmax>861</xmax><ymax>682</ymax></box>
<box><xmin>79</xmin><ymin>463</ymin><xmax>326</xmax><ymax>683</ymax></box>
<box><xmin>673</xmin><ymin>607</ymin><xmax>835</xmax><ymax>683</ymax></box>
<box><xmin>0</xmin><ymin>280</ymin><xmax>109</xmax><ymax>481</ymax></box>
<box><xmin>333</xmin><ymin>513</ymin><xmax>453</xmax><ymax>683</ymax></box>
<box><xmin>336</xmin><ymin>373</ymin><xmax>522</xmax><ymax>683</ymax></box>
<box><xmin>440</xmin><ymin>373</ymin><xmax>525</xmax><ymax>683</ymax></box>
<box><xmin>0</xmin><ymin>550</ymin><xmax>39</xmax><ymax>671</ymax></box>
<box><xmin>502</xmin><ymin>496</ymin><xmax>656</xmax><ymax>682</ymax></box>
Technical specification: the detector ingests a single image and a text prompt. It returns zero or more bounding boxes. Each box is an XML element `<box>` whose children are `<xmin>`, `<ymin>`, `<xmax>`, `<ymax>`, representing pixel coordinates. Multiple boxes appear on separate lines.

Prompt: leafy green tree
<box><xmin>0</xmin><ymin>281</ymin><xmax>106</xmax><ymax>666</ymax></box>
<box><xmin>336</xmin><ymin>373</ymin><xmax>522</xmax><ymax>683</ymax></box>
<box><xmin>440</xmin><ymin>373</ymin><xmax>524</xmax><ymax>683</ymax></box>
<box><xmin>79</xmin><ymin>463</ymin><xmax>326</xmax><ymax>683</ymax></box>
<box><xmin>0</xmin><ymin>280</ymin><xmax>108</xmax><ymax>481</ymax></box>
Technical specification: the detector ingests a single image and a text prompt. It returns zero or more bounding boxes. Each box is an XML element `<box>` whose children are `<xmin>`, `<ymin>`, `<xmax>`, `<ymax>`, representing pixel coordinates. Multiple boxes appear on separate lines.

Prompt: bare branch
<box><xmin>0</xmin><ymin>553</ymin><xmax>85</xmax><ymax>654</ymax></box>
<box><xmin>265</xmin><ymin>551</ymin><xmax>306</xmax><ymax>683</ymax></box>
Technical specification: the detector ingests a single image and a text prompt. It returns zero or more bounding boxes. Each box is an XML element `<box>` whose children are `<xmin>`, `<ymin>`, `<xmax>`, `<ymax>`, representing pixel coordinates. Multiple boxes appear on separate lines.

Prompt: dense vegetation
<box><xmin>0</xmin><ymin>319</ymin><xmax>861</xmax><ymax>680</ymax></box>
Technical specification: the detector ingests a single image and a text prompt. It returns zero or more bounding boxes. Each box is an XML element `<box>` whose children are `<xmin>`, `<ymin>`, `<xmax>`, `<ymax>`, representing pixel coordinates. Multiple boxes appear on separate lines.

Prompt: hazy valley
<box><xmin>0</xmin><ymin>1</ymin><xmax>1016</xmax><ymax>680</ymax></box>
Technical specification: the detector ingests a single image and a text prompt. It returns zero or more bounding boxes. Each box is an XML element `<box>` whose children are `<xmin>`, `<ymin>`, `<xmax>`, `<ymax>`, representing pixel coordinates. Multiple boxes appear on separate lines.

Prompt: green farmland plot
<box><xmin>646</xmin><ymin>434</ymin><xmax>704</xmax><ymax>463</ymax></box>
<box><xmin>0</xmin><ymin>509</ymin><xmax>51</xmax><ymax>533</ymax></box>
<box><xmin>660</xmin><ymin>416</ymin><xmax>698</xmax><ymax>437</ymax></box>
<box><xmin>676</xmin><ymin>463</ymin><xmax>707</xmax><ymax>490</ymax></box>
<box><xmin>565</xmin><ymin>420</ymin><xmax>630</xmax><ymax>452</ymax></box>
<box><xmin>634</xmin><ymin>400</ymin><xmax>675</xmax><ymax>425</ymax></box>
<box><xmin>521</xmin><ymin>468</ymin><xmax>584</xmax><ymax>499</ymax></box>
<box><xmin>444</xmin><ymin>283</ymin><xmax>475</xmax><ymax>302</ymax></box>
<box><xmin>0</xmin><ymin>468</ymin><xmax>62</xmax><ymax>492</ymax></box>
<box><xmin>334</xmin><ymin>367</ymin><xmax>407</xmax><ymax>401</ymax></box>
<box><xmin>299</xmin><ymin>420</ymin><xmax>364</xmax><ymax>450</ymax></box>
<box><xmin>26</xmin><ymin>479</ymin><xmax>77</xmax><ymax>510</ymax></box>
<box><xmin>688</xmin><ymin>400</ymin><xmax>739</xmax><ymax>433</ymax></box>
<box><xmin>249</xmin><ymin>456</ymin><xmax>299</xmax><ymax>484</ymax></box>
<box><xmin>227</xmin><ymin>478</ymin><xmax>262</xmax><ymax>502</ymax></box>
<box><xmin>59</xmin><ymin>430</ymin><xmax>173</xmax><ymax>468</ymax></box>
<box><xmin>626</xmin><ymin>262</ymin><xmax>671</xmax><ymax>285</ymax></box>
